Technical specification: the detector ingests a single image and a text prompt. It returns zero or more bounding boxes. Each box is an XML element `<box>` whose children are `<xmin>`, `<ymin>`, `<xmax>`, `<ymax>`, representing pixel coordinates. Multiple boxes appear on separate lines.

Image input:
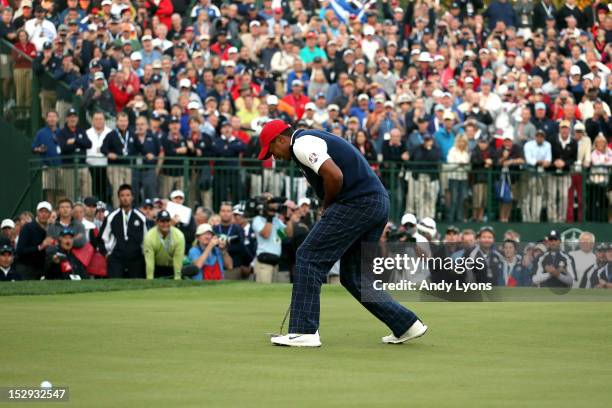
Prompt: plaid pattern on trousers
<box><xmin>288</xmin><ymin>192</ymin><xmax>419</xmax><ymax>337</ymax></box>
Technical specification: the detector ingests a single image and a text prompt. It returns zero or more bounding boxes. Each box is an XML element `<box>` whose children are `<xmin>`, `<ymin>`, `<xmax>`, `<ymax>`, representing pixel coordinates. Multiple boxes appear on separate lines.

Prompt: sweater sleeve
<box><xmin>143</xmin><ymin>232</ymin><xmax>156</xmax><ymax>280</ymax></box>
<box><xmin>173</xmin><ymin>230</ymin><xmax>185</xmax><ymax>280</ymax></box>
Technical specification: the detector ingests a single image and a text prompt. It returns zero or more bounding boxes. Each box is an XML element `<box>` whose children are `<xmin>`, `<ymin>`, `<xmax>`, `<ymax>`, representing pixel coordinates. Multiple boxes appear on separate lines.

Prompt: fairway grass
<box><xmin>1</xmin><ymin>283</ymin><xmax>611</xmax><ymax>407</ymax></box>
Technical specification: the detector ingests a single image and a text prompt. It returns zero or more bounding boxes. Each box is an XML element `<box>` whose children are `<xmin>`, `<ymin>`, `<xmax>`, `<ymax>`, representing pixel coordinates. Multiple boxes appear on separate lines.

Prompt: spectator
<box><xmin>82</xmin><ymin>71</ymin><xmax>115</xmax><ymax>118</ymax></box>
<box><xmin>435</xmin><ymin>110</ymin><xmax>457</xmax><ymax>163</ymax></box>
<box><xmin>498</xmin><ymin>239</ymin><xmax>531</xmax><ymax>287</ymax></box>
<box><xmin>588</xmin><ymin>134</ymin><xmax>612</xmax><ymax>222</ymax></box>
<box><xmin>0</xmin><ymin>219</ymin><xmax>15</xmax><ymax>248</ymax></box>
<box><xmin>32</xmin><ymin>110</ymin><xmax>63</xmax><ymax>203</ymax></box>
<box><xmin>471</xmin><ymin>137</ymin><xmax>495</xmax><ymax>222</ymax></box>
<box><xmin>15</xmin><ymin>201</ymin><xmax>54</xmax><ymax>280</ymax></box>
<box><xmin>46</xmin><ymin>198</ymin><xmax>86</xmax><ymax>249</ymax></box>
<box><xmin>252</xmin><ymin>197</ymin><xmax>287</xmax><ymax>283</ymax></box>
<box><xmin>53</xmin><ymin>54</ymin><xmax>80</xmax><ymax>124</ymax></box>
<box><xmin>24</xmin><ymin>5</ymin><xmax>56</xmax><ymax>51</ymax></box>
<box><xmin>411</xmin><ymin>134</ymin><xmax>441</xmax><ymax>220</ymax></box>
<box><xmin>496</xmin><ymin>136</ymin><xmax>525</xmax><ymax>222</ymax></box>
<box><xmin>282</xmin><ymin>79</ymin><xmax>310</xmax><ymax>121</ymax></box>
<box><xmin>57</xmin><ymin>107</ymin><xmax>92</xmax><ymax>200</ymax></box>
<box><xmin>102</xmin><ymin>112</ymin><xmax>133</xmax><ymax>208</ymax></box>
<box><xmin>567</xmin><ymin>122</ymin><xmax>592</xmax><ymax>222</ymax></box>
<box><xmin>12</xmin><ymin>28</ymin><xmax>36</xmax><ymax>108</ymax></box>
<box><xmin>159</xmin><ymin>116</ymin><xmax>188</xmax><ymax>199</ymax></box>
<box><xmin>85</xmin><ymin>112</ymin><xmax>112</xmax><ymax>203</ymax></box>
<box><xmin>143</xmin><ymin>210</ymin><xmax>185</xmax><ymax>279</ymax></box>
<box><xmin>547</xmin><ymin>120</ymin><xmax>577</xmax><ymax>223</ymax></box>
<box><xmin>168</xmin><ymin>190</ymin><xmax>196</xmax><ymax>253</ymax></box>
<box><xmin>130</xmin><ymin>115</ymin><xmax>160</xmax><ymax>204</ymax></box>
<box><xmin>0</xmin><ymin>244</ymin><xmax>21</xmax><ymax>282</ymax></box>
<box><xmin>32</xmin><ymin>41</ymin><xmax>59</xmax><ymax>119</ymax></box>
<box><xmin>522</xmin><ymin>130</ymin><xmax>552</xmax><ymax>222</ymax></box>
<box><xmin>188</xmin><ymin>223</ymin><xmax>232</xmax><ymax>281</ymax></box>
<box><xmin>213</xmin><ymin>202</ymin><xmax>246</xmax><ymax>280</ymax></box>
<box><xmin>570</xmin><ymin>232</ymin><xmax>596</xmax><ymax>288</ymax></box>
<box><xmin>532</xmin><ymin>230</ymin><xmax>576</xmax><ymax>288</ymax></box>
<box><xmin>466</xmin><ymin>226</ymin><xmax>504</xmax><ymax>285</ymax></box>
<box><xmin>211</xmin><ymin>120</ymin><xmax>245</xmax><ymax>207</ymax></box>
<box><xmin>44</xmin><ymin>228</ymin><xmax>88</xmax><ymax>280</ymax></box>
<box><xmin>579</xmin><ymin>244</ymin><xmax>608</xmax><ymax>288</ymax></box>
<box><xmin>99</xmin><ymin>184</ymin><xmax>148</xmax><ymax>278</ymax></box>
<box><xmin>446</xmin><ymin>135</ymin><xmax>470</xmax><ymax>223</ymax></box>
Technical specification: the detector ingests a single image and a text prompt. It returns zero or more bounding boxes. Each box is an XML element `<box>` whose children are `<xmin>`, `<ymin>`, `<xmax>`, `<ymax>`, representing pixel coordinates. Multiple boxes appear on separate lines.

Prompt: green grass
<box><xmin>1</xmin><ymin>283</ymin><xmax>611</xmax><ymax>407</ymax></box>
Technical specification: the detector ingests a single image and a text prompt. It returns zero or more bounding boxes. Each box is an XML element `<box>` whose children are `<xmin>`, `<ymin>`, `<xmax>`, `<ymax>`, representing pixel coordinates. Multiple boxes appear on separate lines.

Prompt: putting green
<box><xmin>1</xmin><ymin>282</ymin><xmax>611</xmax><ymax>407</ymax></box>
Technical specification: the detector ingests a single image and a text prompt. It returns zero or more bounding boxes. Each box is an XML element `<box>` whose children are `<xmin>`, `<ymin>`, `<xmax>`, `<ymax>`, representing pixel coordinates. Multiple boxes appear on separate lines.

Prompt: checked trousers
<box><xmin>288</xmin><ymin>192</ymin><xmax>419</xmax><ymax>337</ymax></box>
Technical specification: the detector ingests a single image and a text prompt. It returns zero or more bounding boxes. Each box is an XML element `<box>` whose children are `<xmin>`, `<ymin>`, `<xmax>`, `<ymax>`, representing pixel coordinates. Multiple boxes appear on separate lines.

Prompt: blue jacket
<box><xmin>32</xmin><ymin>126</ymin><xmax>61</xmax><ymax>166</ymax></box>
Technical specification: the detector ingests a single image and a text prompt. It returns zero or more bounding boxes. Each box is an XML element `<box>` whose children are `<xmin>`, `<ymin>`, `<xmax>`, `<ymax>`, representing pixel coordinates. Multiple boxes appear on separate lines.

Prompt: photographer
<box><xmin>213</xmin><ymin>202</ymin><xmax>246</xmax><ymax>279</ymax></box>
<box><xmin>188</xmin><ymin>224</ymin><xmax>233</xmax><ymax>281</ymax></box>
<box><xmin>252</xmin><ymin>195</ymin><xmax>296</xmax><ymax>283</ymax></box>
<box><xmin>44</xmin><ymin>228</ymin><xmax>88</xmax><ymax>280</ymax></box>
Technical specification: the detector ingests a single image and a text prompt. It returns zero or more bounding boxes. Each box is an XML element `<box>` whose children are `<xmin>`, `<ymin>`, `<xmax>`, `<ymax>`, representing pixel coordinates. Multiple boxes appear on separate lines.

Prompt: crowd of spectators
<box><xmin>1</xmin><ymin>0</ymin><xmax>612</xmax><ymax>225</ymax></box>
<box><xmin>1</xmin><ymin>191</ymin><xmax>611</xmax><ymax>289</ymax></box>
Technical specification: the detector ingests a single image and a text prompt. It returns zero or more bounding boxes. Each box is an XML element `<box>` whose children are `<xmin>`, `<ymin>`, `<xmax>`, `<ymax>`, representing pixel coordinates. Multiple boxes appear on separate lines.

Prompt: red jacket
<box><xmin>109</xmin><ymin>82</ymin><xmax>133</xmax><ymax>113</ymax></box>
<box><xmin>12</xmin><ymin>42</ymin><xmax>36</xmax><ymax>69</ymax></box>
<box><xmin>146</xmin><ymin>0</ymin><xmax>173</xmax><ymax>30</ymax></box>
<box><xmin>282</xmin><ymin>93</ymin><xmax>310</xmax><ymax>121</ymax></box>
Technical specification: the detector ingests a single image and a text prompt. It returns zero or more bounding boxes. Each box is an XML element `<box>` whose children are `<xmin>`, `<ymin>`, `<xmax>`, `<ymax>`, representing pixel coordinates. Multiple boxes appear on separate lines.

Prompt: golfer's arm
<box><xmin>319</xmin><ymin>159</ymin><xmax>343</xmax><ymax>209</ymax></box>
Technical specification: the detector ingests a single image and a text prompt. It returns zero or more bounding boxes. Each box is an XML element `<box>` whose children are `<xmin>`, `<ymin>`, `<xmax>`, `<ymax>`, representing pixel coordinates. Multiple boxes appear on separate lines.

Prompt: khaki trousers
<box><xmin>107</xmin><ymin>166</ymin><xmax>132</xmax><ymax>207</ymax></box>
<box><xmin>13</xmin><ymin>68</ymin><xmax>32</xmax><ymax>107</ymax></box>
<box><xmin>254</xmin><ymin>260</ymin><xmax>278</xmax><ymax>283</ymax></box>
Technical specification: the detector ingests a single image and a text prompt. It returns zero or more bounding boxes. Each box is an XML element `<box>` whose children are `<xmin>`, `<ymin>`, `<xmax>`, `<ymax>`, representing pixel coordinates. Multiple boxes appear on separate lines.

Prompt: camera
<box><xmin>243</xmin><ymin>196</ymin><xmax>287</xmax><ymax>218</ymax></box>
<box><xmin>386</xmin><ymin>224</ymin><xmax>410</xmax><ymax>242</ymax></box>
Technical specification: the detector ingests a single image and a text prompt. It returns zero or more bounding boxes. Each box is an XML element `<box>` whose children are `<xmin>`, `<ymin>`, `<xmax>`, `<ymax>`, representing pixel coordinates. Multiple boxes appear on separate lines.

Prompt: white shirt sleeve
<box><xmin>292</xmin><ymin>135</ymin><xmax>331</xmax><ymax>174</ymax></box>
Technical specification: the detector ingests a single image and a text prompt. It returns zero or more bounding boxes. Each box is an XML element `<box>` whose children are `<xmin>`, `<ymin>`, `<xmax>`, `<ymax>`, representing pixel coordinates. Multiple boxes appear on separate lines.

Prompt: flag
<box><xmin>328</xmin><ymin>0</ymin><xmax>376</xmax><ymax>24</ymax></box>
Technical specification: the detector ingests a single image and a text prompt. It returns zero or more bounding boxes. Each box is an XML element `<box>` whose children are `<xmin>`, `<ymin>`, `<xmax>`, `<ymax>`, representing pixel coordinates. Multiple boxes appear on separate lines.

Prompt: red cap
<box><xmin>258</xmin><ymin>120</ymin><xmax>290</xmax><ymax>160</ymax></box>
<box><xmin>306</xmin><ymin>31</ymin><xmax>317</xmax><ymax>39</ymax></box>
<box><xmin>274</xmin><ymin>7</ymin><xmax>283</xmax><ymax>14</ymax></box>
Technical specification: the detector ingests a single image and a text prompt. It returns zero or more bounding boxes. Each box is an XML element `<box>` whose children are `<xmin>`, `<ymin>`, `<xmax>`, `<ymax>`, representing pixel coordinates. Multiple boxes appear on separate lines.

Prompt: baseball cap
<box><xmin>43</xmin><ymin>42</ymin><xmax>53</xmax><ymax>50</ymax></box>
<box><xmin>0</xmin><ymin>244</ymin><xmax>13</xmax><ymax>255</ymax></box>
<box><xmin>67</xmin><ymin>108</ymin><xmax>78</xmax><ymax>117</ymax></box>
<box><xmin>464</xmin><ymin>76</ymin><xmax>474</xmax><ymax>84</ymax></box>
<box><xmin>401</xmin><ymin>213</ymin><xmax>417</xmax><ymax>226</ymax></box>
<box><xmin>157</xmin><ymin>210</ymin><xmax>171</xmax><ymax>221</ymax></box>
<box><xmin>170</xmin><ymin>190</ymin><xmax>185</xmax><ymax>199</ymax></box>
<box><xmin>258</xmin><ymin>119</ymin><xmax>291</xmax><ymax>160</ymax></box>
<box><xmin>478</xmin><ymin>225</ymin><xmax>495</xmax><ymax>237</ymax></box>
<box><xmin>59</xmin><ymin>228</ymin><xmax>75</xmax><ymax>237</ymax></box>
<box><xmin>188</xmin><ymin>101</ymin><xmax>200</xmax><ymax>110</ymax></box>
<box><xmin>94</xmin><ymin>71</ymin><xmax>105</xmax><ymax>80</ymax></box>
<box><xmin>130</xmin><ymin>51</ymin><xmax>142</xmax><ymax>61</ymax></box>
<box><xmin>574</xmin><ymin>122</ymin><xmax>585</xmax><ymax>132</ymax></box>
<box><xmin>292</xmin><ymin>79</ymin><xmax>304</xmax><ymax>87</ymax></box>
<box><xmin>418</xmin><ymin>217</ymin><xmax>437</xmax><ymax>235</ymax></box>
<box><xmin>570</xmin><ymin>65</ymin><xmax>581</xmax><ymax>76</ymax></box>
<box><xmin>196</xmin><ymin>223</ymin><xmax>214</xmax><ymax>236</ymax></box>
<box><xmin>446</xmin><ymin>225</ymin><xmax>460</xmax><ymax>234</ymax></box>
<box><xmin>547</xmin><ymin>230</ymin><xmax>560</xmax><ymax>240</ymax></box>
<box><xmin>1</xmin><ymin>219</ymin><xmax>15</xmax><ymax>229</ymax></box>
<box><xmin>232</xmin><ymin>204</ymin><xmax>244</xmax><ymax>216</ymax></box>
<box><xmin>142</xmin><ymin>198</ymin><xmax>154</xmax><ymax>208</ymax></box>
<box><xmin>357</xmin><ymin>94</ymin><xmax>369</xmax><ymax>101</ymax></box>
<box><xmin>298</xmin><ymin>198</ymin><xmax>311</xmax><ymax>207</ymax></box>
<box><xmin>179</xmin><ymin>78</ymin><xmax>191</xmax><ymax>88</ymax></box>
<box><xmin>168</xmin><ymin>115</ymin><xmax>180</xmax><ymax>124</ymax></box>
<box><xmin>535</xmin><ymin>102</ymin><xmax>546</xmax><ymax>110</ymax></box>
<box><xmin>37</xmin><ymin>201</ymin><xmax>52</xmax><ymax>212</ymax></box>
<box><xmin>559</xmin><ymin>120</ymin><xmax>570</xmax><ymax>128</ymax></box>
<box><xmin>152</xmin><ymin>74</ymin><xmax>162</xmax><ymax>83</ymax></box>
<box><xmin>141</xmin><ymin>35</ymin><xmax>152</xmax><ymax>42</ymax></box>
<box><xmin>443</xmin><ymin>110</ymin><xmax>455</xmax><ymax>120</ymax></box>
<box><xmin>266</xmin><ymin>95</ymin><xmax>279</xmax><ymax>105</ymax></box>
<box><xmin>83</xmin><ymin>197</ymin><xmax>97</xmax><ymax>207</ymax></box>
<box><xmin>328</xmin><ymin>104</ymin><xmax>340</xmax><ymax>111</ymax></box>
<box><xmin>152</xmin><ymin>60</ymin><xmax>162</xmax><ymax>69</ymax></box>
<box><xmin>228</xmin><ymin>46</ymin><xmax>238</xmax><ymax>54</ymax></box>
<box><xmin>305</xmin><ymin>102</ymin><xmax>316</xmax><ymax>111</ymax></box>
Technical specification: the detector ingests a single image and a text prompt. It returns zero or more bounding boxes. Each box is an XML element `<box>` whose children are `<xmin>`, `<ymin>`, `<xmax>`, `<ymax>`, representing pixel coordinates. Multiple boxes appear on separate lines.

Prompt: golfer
<box><xmin>258</xmin><ymin>120</ymin><xmax>427</xmax><ymax>347</ymax></box>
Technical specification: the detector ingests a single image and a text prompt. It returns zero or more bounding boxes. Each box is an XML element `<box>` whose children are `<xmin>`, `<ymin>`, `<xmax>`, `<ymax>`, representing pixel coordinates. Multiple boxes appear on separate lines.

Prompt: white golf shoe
<box><xmin>271</xmin><ymin>331</ymin><xmax>322</xmax><ymax>347</ymax></box>
<box><xmin>382</xmin><ymin>320</ymin><xmax>428</xmax><ymax>344</ymax></box>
